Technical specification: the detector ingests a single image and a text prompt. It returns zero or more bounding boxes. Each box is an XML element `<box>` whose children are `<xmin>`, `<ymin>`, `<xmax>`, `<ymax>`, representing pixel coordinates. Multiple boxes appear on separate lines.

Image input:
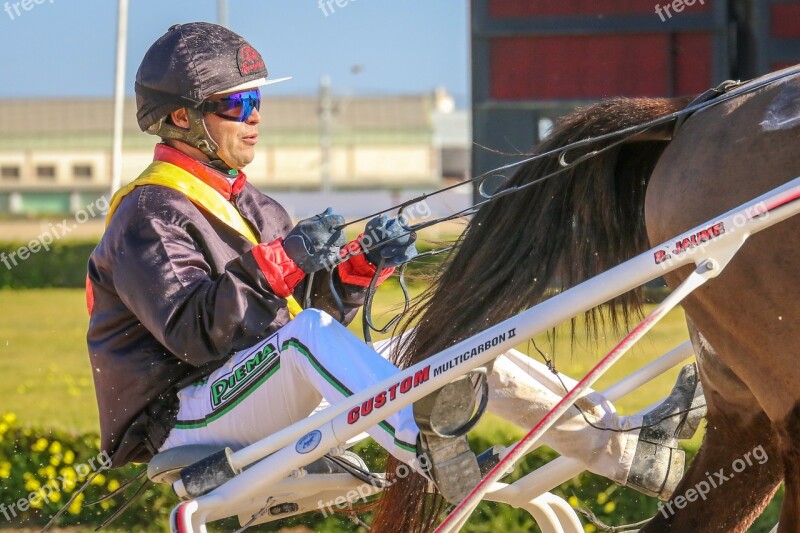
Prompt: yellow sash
<box><xmin>106</xmin><ymin>160</ymin><xmax>303</xmax><ymax>318</ymax></box>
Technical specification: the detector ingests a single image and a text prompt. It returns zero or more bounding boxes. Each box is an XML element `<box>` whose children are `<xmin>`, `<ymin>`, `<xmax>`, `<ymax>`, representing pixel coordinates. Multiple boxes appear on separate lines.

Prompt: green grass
<box><xmin>0</xmin><ymin>286</ymin><xmax>692</xmax><ymax>437</ymax></box>
<box><xmin>0</xmin><ymin>287</ymin><xmax>785</xmax><ymax>532</ymax></box>
<box><xmin>0</xmin><ymin>289</ymin><xmax>97</xmax><ymax>433</ymax></box>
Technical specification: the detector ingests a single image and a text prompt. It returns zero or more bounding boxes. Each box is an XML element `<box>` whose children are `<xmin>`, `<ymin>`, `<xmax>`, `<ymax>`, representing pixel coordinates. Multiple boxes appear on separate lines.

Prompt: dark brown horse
<box><xmin>371</xmin><ymin>66</ymin><xmax>800</xmax><ymax>532</ymax></box>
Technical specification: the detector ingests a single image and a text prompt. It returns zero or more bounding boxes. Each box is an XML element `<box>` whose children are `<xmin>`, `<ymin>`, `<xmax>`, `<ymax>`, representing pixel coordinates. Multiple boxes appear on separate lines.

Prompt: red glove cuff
<box><xmin>338</xmin><ymin>236</ymin><xmax>395</xmax><ymax>287</ymax></box>
<box><xmin>252</xmin><ymin>239</ymin><xmax>306</xmax><ymax>298</ymax></box>
<box><xmin>86</xmin><ymin>273</ymin><xmax>94</xmax><ymax>316</ymax></box>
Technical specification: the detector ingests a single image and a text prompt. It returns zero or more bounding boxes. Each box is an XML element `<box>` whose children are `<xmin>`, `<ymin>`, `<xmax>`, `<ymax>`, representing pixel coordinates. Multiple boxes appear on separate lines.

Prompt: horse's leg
<box><xmin>642</xmin><ymin>322</ymin><xmax>782</xmax><ymax>532</ymax></box>
<box><xmin>776</xmin><ymin>402</ymin><xmax>800</xmax><ymax>532</ymax></box>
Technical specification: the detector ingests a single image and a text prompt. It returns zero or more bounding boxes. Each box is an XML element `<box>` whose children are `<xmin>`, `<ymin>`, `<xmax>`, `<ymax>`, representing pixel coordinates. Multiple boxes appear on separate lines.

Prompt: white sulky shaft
<box><xmin>175</xmin><ymin>178</ymin><xmax>800</xmax><ymax>530</ymax></box>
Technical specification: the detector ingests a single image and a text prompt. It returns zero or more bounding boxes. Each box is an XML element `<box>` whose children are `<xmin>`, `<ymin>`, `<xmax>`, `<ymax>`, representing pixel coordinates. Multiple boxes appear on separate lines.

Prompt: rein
<box><xmin>340</xmin><ymin>65</ymin><xmax>800</xmax><ymax>243</ymax></box>
<box><xmin>329</xmin><ymin>66</ymin><xmax>800</xmax><ymax>341</ymax></box>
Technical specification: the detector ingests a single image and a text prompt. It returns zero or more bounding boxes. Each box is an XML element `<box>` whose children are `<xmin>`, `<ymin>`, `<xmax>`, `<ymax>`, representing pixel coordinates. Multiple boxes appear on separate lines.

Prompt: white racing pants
<box><xmin>161</xmin><ymin>309</ymin><xmax>640</xmax><ymax>484</ymax></box>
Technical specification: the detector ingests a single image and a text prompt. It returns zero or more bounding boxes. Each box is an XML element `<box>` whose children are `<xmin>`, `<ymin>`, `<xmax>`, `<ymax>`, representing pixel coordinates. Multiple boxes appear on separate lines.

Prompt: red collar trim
<box><xmin>153</xmin><ymin>144</ymin><xmax>248</xmax><ymax>200</ymax></box>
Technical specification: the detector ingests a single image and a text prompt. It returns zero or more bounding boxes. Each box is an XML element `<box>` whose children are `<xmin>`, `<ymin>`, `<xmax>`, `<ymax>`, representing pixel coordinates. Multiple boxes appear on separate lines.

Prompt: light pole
<box><xmin>110</xmin><ymin>0</ymin><xmax>129</xmax><ymax>197</ymax></box>
<box><xmin>217</xmin><ymin>0</ymin><xmax>229</xmax><ymax>28</ymax></box>
<box><xmin>319</xmin><ymin>76</ymin><xmax>333</xmax><ymax>193</ymax></box>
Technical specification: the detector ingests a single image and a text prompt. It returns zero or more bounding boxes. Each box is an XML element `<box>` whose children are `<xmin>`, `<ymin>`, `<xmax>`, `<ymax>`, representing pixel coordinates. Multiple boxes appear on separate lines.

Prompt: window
<box><xmin>538</xmin><ymin>118</ymin><xmax>554</xmax><ymax>141</ymax></box>
<box><xmin>73</xmin><ymin>164</ymin><xmax>93</xmax><ymax>180</ymax></box>
<box><xmin>0</xmin><ymin>166</ymin><xmax>20</xmax><ymax>181</ymax></box>
<box><xmin>36</xmin><ymin>165</ymin><xmax>56</xmax><ymax>180</ymax></box>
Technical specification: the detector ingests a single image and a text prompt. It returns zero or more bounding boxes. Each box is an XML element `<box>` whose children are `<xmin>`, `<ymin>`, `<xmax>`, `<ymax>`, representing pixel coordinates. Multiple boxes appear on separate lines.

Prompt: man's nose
<box><xmin>246</xmin><ymin>107</ymin><xmax>261</xmax><ymax>125</ymax></box>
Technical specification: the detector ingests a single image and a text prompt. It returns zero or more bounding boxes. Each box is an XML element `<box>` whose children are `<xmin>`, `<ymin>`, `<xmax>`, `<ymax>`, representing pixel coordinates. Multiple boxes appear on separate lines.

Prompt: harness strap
<box><xmin>106</xmin><ymin>160</ymin><xmax>303</xmax><ymax>318</ymax></box>
<box><xmin>672</xmin><ymin>79</ymin><xmax>741</xmax><ymax>136</ymax></box>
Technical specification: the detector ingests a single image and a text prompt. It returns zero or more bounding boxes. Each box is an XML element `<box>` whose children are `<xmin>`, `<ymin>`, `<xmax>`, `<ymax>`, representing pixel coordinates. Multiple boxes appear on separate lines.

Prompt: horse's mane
<box><xmin>371</xmin><ymin>95</ymin><xmax>691</xmax><ymax>532</ymax></box>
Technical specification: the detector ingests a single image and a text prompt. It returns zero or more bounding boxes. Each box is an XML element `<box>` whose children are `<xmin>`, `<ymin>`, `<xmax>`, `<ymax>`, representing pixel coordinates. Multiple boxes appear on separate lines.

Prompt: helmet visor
<box><xmin>198</xmin><ymin>89</ymin><xmax>261</xmax><ymax>122</ymax></box>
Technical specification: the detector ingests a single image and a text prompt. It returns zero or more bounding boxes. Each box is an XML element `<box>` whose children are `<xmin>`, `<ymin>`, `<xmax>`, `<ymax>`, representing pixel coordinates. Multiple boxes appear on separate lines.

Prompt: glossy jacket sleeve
<box><xmin>112</xmin><ymin>217</ymin><xmax>296</xmax><ymax>367</ymax></box>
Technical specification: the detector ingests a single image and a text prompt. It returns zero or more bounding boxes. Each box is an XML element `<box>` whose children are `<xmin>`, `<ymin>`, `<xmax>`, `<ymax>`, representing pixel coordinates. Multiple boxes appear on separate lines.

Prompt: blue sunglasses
<box><xmin>199</xmin><ymin>89</ymin><xmax>261</xmax><ymax>122</ymax></box>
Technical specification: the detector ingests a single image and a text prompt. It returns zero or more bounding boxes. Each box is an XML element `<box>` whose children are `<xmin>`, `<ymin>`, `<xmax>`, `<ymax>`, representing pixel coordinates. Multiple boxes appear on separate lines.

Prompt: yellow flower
<box><xmin>0</xmin><ymin>466</ymin><xmax>10</xmax><ymax>479</ymax></box>
<box><xmin>29</xmin><ymin>498</ymin><xmax>43</xmax><ymax>509</ymax></box>
<box><xmin>107</xmin><ymin>479</ymin><xmax>120</xmax><ymax>492</ymax></box>
<box><xmin>23</xmin><ymin>472</ymin><xmax>33</xmax><ymax>481</ymax></box>
<box><xmin>67</xmin><ymin>493</ymin><xmax>84</xmax><ymax>515</ymax></box>
<box><xmin>584</xmin><ymin>525</ymin><xmax>597</xmax><ymax>533</ymax></box>
<box><xmin>31</xmin><ymin>437</ymin><xmax>49</xmax><ymax>452</ymax></box>
<box><xmin>596</xmin><ymin>492</ymin><xmax>608</xmax><ymax>505</ymax></box>
<box><xmin>49</xmin><ymin>491</ymin><xmax>61</xmax><ymax>503</ymax></box>
<box><xmin>0</xmin><ymin>422</ymin><xmax>8</xmax><ymax>435</ymax></box>
<box><xmin>91</xmin><ymin>473</ymin><xmax>106</xmax><ymax>486</ymax></box>
<box><xmin>24</xmin><ymin>478</ymin><xmax>41</xmax><ymax>492</ymax></box>
<box><xmin>59</xmin><ymin>467</ymin><xmax>77</xmax><ymax>491</ymax></box>
<box><xmin>2</xmin><ymin>413</ymin><xmax>16</xmax><ymax>424</ymax></box>
<box><xmin>100</xmin><ymin>500</ymin><xmax>111</xmax><ymax>510</ymax></box>
<box><xmin>63</xmin><ymin>450</ymin><xmax>75</xmax><ymax>465</ymax></box>
<box><xmin>44</xmin><ymin>465</ymin><xmax>57</xmax><ymax>479</ymax></box>
<box><xmin>568</xmin><ymin>495</ymin><xmax>580</xmax><ymax>508</ymax></box>
<box><xmin>49</xmin><ymin>455</ymin><xmax>61</xmax><ymax>467</ymax></box>
<box><xmin>49</xmin><ymin>441</ymin><xmax>62</xmax><ymax>455</ymax></box>
<box><xmin>603</xmin><ymin>501</ymin><xmax>616</xmax><ymax>514</ymax></box>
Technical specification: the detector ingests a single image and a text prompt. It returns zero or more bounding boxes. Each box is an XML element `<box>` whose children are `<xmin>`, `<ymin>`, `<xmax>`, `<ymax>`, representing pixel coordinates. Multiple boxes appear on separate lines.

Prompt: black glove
<box><xmin>283</xmin><ymin>208</ymin><xmax>346</xmax><ymax>273</ymax></box>
<box><xmin>362</xmin><ymin>215</ymin><xmax>418</xmax><ymax>267</ymax></box>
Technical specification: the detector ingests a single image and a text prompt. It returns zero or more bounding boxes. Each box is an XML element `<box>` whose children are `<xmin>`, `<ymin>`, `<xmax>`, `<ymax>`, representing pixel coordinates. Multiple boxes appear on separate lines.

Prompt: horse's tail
<box><xmin>370</xmin><ymin>96</ymin><xmax>690</xmax><ymax>533</ymax></box>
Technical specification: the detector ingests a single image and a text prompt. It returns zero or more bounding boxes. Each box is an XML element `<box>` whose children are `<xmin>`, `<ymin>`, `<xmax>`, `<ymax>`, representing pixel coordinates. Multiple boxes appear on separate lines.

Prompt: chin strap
<box><xmin>145</xmin><ymin>108</ymin><xmax>234</xmax><ymax>173</ymax></box>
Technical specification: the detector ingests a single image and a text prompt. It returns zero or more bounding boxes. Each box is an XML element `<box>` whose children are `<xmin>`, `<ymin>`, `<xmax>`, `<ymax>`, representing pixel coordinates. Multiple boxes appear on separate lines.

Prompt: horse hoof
<box><xmin>626</xmin><ymin>442</ymin><xmax>685</xmax><ymax>501</ymax></box>
<box><xmin>641</xmin><ymin>362</ymin><xmax>707</xmax><ymax>446</ymax></box>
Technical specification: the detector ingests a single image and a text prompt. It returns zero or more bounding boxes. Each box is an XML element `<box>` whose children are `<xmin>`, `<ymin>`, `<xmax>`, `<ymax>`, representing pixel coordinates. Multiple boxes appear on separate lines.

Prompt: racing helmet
<box><xmin>135</xmin><ymin>22</ymin><xmax>289</xmax><ymax>167</ymax></box>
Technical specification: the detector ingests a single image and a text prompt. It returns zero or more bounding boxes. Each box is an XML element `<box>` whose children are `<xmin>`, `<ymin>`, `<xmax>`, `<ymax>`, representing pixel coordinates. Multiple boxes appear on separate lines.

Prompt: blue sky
<box><xmin>0</xmin><ymin>0</ymin><xmax>469</xmax><ymax>104</ymax></box>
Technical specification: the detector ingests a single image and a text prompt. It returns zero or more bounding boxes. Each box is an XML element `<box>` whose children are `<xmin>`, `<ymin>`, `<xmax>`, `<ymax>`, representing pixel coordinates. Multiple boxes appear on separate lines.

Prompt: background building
<box><xmin>0</xmin><ymin>89</ymin><xmax>470</xmax><ymax>216</ymax></box>
<box><xmin>470</xmin><ymin>0</ymin><xmax>800</xmax><ymax>200</ymax></box>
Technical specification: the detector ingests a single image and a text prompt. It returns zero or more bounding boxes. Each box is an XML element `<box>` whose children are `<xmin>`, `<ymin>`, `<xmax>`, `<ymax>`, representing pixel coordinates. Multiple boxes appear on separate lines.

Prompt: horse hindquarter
<box><xmin>644</xmin><ymin>73</ymin><xmax>800</xmax><ymax>531</ymax></box>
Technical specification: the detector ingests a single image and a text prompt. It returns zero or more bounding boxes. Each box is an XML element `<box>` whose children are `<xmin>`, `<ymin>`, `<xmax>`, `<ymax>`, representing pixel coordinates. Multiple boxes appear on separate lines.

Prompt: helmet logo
<box><xmin>237</xmin><ymin>45</ymin><xmax>266</xmax><ymax>76</ymax></box>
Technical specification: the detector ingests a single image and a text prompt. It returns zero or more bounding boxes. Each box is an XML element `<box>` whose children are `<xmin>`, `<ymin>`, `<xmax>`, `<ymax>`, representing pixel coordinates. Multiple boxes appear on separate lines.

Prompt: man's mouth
<box><xmin>242</xmin><ymin>134</ymin><xmax>258</xmax><ymax>145</ymax></box>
